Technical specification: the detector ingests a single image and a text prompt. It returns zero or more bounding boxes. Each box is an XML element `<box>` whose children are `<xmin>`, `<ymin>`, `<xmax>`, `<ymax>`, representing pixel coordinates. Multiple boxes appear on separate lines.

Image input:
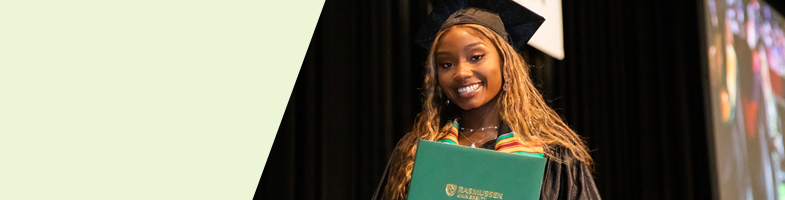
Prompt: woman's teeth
<box><xmin>457</xmin><ymin>83</ymin><xmax>481</xmax><ymax>94</ymax></box>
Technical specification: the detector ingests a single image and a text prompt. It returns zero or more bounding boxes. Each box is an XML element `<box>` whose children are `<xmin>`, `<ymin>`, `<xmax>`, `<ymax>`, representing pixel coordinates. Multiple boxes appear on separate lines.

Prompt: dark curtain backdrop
<box><xmin>256</xmin><ymin>0</ymin><xmax>723</xmax><ymax>199</ymax></box>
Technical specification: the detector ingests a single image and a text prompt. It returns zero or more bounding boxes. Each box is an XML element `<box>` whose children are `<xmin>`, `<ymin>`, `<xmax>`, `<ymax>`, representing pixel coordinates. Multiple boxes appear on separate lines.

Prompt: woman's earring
<box><xmin>446</xmin><ymin>99</ymin><xmax>450</xmax><ymax>105</ymax></box>
<box><xmin>503</xmin><ymin>82</ymin><xmax>508</xmax><ymax>91</ymax></box>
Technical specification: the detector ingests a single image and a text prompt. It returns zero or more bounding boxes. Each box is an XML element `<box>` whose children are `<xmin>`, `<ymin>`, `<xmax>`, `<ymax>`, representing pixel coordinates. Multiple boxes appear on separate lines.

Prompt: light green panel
<box><xmin>0</xmin><ymin>0</ymin><xmax>324</xmax><ymax>199</ymax></box>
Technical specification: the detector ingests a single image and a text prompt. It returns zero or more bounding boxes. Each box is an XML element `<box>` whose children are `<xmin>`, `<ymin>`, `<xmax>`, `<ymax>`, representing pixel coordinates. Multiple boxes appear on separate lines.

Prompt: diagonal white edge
<box><xmin>515</xmin><ymin>0</ymin><xmax>565</xmax><ymax>60</ymax></box>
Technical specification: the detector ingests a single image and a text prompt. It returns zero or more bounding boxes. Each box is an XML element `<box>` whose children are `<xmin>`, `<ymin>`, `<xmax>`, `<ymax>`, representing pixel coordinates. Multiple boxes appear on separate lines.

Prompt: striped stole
<box><xmin>436</xmin><ymin>120</ymin><xmax>544</xmax><ymax>158</ymax></box>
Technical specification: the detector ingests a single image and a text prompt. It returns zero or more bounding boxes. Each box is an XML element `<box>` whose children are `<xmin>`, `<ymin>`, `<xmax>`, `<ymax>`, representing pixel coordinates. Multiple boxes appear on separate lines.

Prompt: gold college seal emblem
<box><xmin>445</xmin><ymin>184</ymin><xmax>457</xmax><ymax>196</ymax></box>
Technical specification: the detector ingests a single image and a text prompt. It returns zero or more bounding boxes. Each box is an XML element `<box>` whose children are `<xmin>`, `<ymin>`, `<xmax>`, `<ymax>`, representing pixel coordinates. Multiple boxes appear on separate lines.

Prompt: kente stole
<box><xmin>436</xmin><ymin>119</ymin><xmax>544</xmax><ymax>157</ymax></box>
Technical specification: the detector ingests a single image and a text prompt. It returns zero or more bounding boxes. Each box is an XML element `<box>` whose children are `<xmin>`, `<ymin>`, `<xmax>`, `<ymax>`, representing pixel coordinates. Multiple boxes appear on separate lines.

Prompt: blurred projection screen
<box><xmin>704</xmin><ymin>0</ymin><xmax>785</xmax><ymax>199</ymax></box>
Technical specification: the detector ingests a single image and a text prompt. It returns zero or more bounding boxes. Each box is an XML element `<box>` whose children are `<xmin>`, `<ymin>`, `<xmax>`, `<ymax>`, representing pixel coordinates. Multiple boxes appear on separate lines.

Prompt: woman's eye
<box><xmin>470</xmin><ymin>55</ymin><xmax>484</xmax><ymax>61</ymax></box>
<box><xmin>441</xmin><ymin>62</ymin><xmax>453</xmax><ymax>68</ymax></box>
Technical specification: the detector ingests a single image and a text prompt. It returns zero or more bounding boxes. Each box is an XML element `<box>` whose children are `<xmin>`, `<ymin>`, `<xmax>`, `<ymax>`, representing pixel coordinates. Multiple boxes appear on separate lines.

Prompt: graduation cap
<box><xmin>414</xmin><ymin>0</ymin><xmax>545</xmax><ymax>51</ymax></box>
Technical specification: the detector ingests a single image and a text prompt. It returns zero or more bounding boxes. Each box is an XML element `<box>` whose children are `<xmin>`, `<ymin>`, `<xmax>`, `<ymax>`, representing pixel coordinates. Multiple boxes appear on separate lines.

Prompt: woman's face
<box><xmin>435</xmin><ymin>26</ymin><xmax>503</xmax><ymax>111</ymax></box>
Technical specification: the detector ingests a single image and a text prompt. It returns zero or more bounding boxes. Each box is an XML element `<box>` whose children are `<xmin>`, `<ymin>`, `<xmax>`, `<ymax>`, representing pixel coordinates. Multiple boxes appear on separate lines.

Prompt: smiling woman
<box><xmin>435</xmin><ymin>25</ymin><xmax>505</xmax><ymax>148</ymax></box>
<box><xmin>372</xmin><ymin>0</ymin><xmax>600</xmax><ymax>199</ymax></box>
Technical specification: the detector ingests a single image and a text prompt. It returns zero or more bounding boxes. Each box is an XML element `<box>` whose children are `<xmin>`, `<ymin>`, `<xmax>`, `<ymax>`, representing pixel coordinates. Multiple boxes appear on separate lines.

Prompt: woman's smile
<box><xmin>456</xmin><ymin>82</ymin><xmax>483</xmax><ymax>97</ymax></box>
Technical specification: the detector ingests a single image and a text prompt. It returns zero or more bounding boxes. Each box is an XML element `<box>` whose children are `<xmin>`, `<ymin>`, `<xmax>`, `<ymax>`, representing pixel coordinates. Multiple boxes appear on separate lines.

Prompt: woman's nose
<box><xmin>454</xmin><ymin>62</ymin><xmax>473</xmax><ymax>80</ymax></box>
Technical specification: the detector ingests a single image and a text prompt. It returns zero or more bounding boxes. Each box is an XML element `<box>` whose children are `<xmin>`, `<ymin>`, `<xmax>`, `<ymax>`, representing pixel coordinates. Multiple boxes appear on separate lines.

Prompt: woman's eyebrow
<box><xmin>464</xmin><ymin>42</ymin><xmax>484</xmax><ymax>51</ymax></box>
<box><xmin>436</xmin><ymin>42</ymin><xmax>484</xmax><ymax>55</ymax></box>
<box><xmin>436</xmin><ymin>51</ymin><xmax>451</xmax><ymax>56</ymax></box>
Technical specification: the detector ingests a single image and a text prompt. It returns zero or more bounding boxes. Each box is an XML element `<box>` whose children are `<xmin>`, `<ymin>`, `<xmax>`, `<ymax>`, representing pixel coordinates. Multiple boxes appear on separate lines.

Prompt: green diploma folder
<box><xmin>407</xmin><ymin>140</ymin><xmax>547</xmax><ymax>200</ymax></box>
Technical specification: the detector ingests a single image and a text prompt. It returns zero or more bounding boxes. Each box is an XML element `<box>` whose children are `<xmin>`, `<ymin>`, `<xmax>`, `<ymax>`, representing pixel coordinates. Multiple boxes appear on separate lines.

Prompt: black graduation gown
<box><xmin>371</xmin><ymin>122</ymin><xmax>601</xmax><ymax>200</ymax></box>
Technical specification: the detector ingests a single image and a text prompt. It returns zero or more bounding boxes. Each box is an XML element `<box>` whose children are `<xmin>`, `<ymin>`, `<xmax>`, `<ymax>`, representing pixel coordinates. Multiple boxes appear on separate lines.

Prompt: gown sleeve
<box><xmin>539</xmin><ymin>147</ymin><xmax>601</xmax><ymax>200</ymax></box>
